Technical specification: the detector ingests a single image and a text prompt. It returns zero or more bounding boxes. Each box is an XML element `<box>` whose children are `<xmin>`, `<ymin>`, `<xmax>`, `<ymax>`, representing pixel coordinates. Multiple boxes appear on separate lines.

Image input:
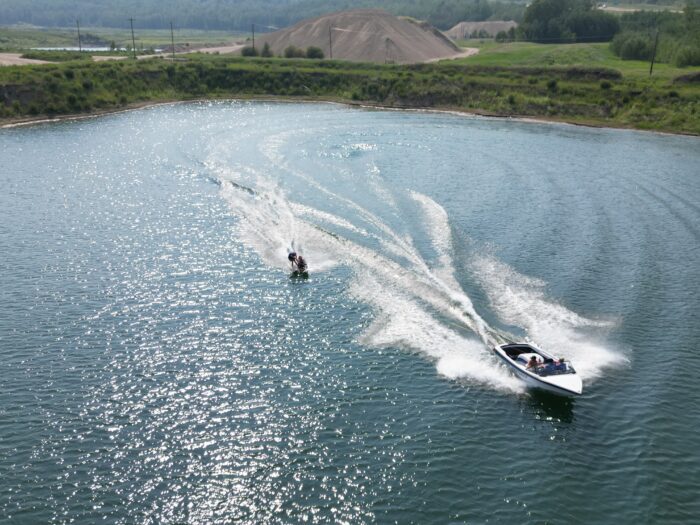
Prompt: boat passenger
<box><xmin>288</xmin><ymin>252</ymin><xmax>307</xmax><ymax>272</ymax></box>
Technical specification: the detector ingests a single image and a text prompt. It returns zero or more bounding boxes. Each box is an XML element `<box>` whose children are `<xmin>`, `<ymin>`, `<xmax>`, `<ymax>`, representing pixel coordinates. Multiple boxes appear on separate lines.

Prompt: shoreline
<box><xmin>2</xmin><ymin>96</ymin><xmax>698</xmax><ymax>138</ymax></box>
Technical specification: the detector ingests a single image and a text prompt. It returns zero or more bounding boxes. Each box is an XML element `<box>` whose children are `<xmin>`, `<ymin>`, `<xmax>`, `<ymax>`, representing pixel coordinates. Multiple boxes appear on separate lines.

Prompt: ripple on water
<box><xmin>1</xmin><ymin>101</ymin><xmax>699</xmax><ymax>524</ymax></box>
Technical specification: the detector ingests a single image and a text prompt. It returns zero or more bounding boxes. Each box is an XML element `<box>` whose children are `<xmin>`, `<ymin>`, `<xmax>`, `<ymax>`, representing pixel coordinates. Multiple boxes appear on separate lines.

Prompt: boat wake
<box><xmin>206</xmin><ymin>130</ymin><xmax>623</xmax><ymax>394</ymax></box>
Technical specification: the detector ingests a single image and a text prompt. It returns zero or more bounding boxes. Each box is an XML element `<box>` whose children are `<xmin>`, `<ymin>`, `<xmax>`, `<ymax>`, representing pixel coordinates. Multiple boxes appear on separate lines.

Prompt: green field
<box><xmin>454</xmin><ymin>41</ymin><xmax>691</xmax><ymax>81</ymax></box>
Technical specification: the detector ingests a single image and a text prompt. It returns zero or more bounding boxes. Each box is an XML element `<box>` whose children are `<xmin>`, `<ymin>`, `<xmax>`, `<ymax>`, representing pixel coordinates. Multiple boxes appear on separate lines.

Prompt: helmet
<box><xmin>288</xmin><ymin>252</ymin><xmax>296</xmax><ymax>261</ymax></box>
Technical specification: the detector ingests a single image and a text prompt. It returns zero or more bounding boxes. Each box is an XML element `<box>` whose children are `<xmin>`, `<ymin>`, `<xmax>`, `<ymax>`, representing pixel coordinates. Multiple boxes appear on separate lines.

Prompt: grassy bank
<box><xmin>1</xmin><ymin>53</ymin><xmax>698</xmax><ymax>134</ymax></box>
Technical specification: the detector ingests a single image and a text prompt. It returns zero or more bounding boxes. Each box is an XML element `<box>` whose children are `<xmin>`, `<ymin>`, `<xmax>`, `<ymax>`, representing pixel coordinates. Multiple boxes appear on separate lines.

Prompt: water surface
<box><xmin>1</xmin><ymin>101</ymin><xmax>699</xmax><ymax>524</ymax></box>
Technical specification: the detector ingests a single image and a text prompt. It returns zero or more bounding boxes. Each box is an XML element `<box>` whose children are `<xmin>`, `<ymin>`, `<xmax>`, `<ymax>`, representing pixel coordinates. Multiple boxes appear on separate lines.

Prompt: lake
<box><xmin>1</xmin><ymin>101</ymin><xmax>698</xmax><ymax>523</ymax></box>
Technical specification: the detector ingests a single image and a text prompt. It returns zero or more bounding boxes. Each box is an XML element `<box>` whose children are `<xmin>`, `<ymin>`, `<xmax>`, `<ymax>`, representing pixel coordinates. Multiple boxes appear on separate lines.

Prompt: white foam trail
<box><xmin>212</xmin><ymin>123</ymin><xmax>619</xmax><ymax>393</ymax></box>
<box><xmin>367</xmin><ymin>163</ymin><xmax>398</xmax><ymax>211</ymax></box>
<box><xmin>472</xmin><ymin>254</ymin><xmax>626</xmax><ymax>380</ymax></box>
<box><xmin>410</xmin><ymin>191</ymin><xmax>452</xmax><ymax>263</ymax></box>
<box><xmin>409</xmin><ymin>191</ymin><xmax>459</xmax><ymax>284</ymax></box>
<box><xmin>260</xmin><ymin>130</ymin><xmax>419</xmax><ymax>264</ymax></box>
<box><xmin>409</xmin><ymin>191</ymin><xmax>494</xmax><ymax>345</ymax></box>
<box><xmin>351</xmin><ymin>276</ymin><xmax>523</xmax><ymax>393</ymax></box>
<box><xmin>220</xmin><ymin>180</ymin><xmax>338</xmax><ymax>272</ymax></box>
<box><xmin>217</xmin><ymin>160</ymin><xmax>506</xmax><ymax>386</ymax></box>
<box><xmin>290</xmin><ymin>203</ymin><xmax>369</xmax><ymax>237</ymax></box>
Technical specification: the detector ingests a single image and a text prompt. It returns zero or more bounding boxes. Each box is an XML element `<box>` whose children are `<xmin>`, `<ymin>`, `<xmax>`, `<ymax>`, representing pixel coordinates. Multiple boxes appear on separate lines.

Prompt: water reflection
<box><xmin>525</xmin><ymin>390</ymin><xmax>575</xmax><ymax>424</ymax></box>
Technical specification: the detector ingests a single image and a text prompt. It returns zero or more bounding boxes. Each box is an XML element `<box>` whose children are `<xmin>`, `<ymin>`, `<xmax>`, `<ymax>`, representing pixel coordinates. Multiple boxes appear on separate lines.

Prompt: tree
<box><xmin>306</xmin><ymin>46</ymin><xmax>324</xmax><ymax>59</ymax></box>
<box><xmin>521</xmin><ymin>0</ymin><xmax>619</xmax><ymax>42</ymax></box>
<box><xmin>261</xmin><ymin>42</ymin><xmax>273</xmax><ymax>58</ymax></box>
<box><xmin>241</xmin><ymin>46</ymin><xmax>258</xmax><ymax>57</ymax></box>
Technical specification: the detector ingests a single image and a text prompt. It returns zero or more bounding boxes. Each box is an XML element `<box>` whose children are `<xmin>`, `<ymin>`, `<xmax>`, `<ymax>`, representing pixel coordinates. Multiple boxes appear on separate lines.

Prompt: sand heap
<box><xmin>257</xmin><ymin>9</ymin><xmax>461</xmax><ymax>64</ymax></box>
<box><xmin>446</xmin><ymin>21</ymin><xmax>518</xmax><ymax>40</ymax></box>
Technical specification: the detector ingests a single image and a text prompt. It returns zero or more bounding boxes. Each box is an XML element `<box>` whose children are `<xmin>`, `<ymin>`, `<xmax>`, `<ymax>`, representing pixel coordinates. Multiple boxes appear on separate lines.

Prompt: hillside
<box><xmin>256</xmin><ymin>10</ymin><xmax>461</xmax><ymax>64</ymax></box>
<box><xmin>0</xmin><ymin>0</ymin><xmax>523</xmax><ymax>31</ymax></box>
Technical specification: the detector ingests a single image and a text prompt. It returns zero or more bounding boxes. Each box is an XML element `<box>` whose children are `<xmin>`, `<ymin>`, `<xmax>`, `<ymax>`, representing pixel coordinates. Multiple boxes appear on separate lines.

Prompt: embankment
<box><xmin>1</xmin><ymin>55</ymin><xmax>698</xmax><ymax>134</ymax></box>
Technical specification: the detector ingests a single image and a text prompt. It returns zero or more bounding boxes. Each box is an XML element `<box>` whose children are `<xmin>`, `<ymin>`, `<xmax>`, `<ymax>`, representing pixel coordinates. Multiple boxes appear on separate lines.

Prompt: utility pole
<box><xmin>649</xmin><ymin>29</ymin><xmax>660</xmax><ymax>77</ymax></box>
<box><xmin>328</xmin><ymin>25</ymin><xmax>333</xmax><ymax>59</ymax></box>
<box><xmin>170</xmin><ymin>21</ymin><xmax>175</xmax><ymax>59</ymax></box>
<box><xmin>76</xmin><ymin>19</ymin><xmax>82</xmax><ymax>52</ymax></box>
<box><xmin>252</xmin><ymin>24</ymin><xmax>255</xmax><ymax>53</ymax></box>
<box><xmin>129</xmin><ymin>17</ymin><xmax>136</xmax><ymax>59</ymax></box>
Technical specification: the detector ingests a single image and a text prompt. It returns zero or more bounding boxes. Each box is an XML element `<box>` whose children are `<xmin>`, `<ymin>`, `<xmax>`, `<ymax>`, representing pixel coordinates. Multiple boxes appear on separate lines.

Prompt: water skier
<box><xmin>288</xmin><ymin>252</ymin><xmax>307</xmax><ymax>273</ymax></box>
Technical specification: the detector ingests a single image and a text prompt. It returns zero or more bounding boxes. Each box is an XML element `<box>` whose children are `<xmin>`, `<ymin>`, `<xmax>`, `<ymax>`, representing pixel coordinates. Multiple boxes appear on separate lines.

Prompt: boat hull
<box><xmin>494</xmin><ymin>343</ymin><xmax>583</xmax><ymax>396</ymax></box>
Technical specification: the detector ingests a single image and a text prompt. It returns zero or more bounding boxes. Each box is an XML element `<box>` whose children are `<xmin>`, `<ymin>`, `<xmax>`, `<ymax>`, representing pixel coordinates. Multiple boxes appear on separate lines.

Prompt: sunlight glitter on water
<box><xmin>2</xmin><ymin>101</ymin><xmax>699</xmax><ymax>524</ymax></box>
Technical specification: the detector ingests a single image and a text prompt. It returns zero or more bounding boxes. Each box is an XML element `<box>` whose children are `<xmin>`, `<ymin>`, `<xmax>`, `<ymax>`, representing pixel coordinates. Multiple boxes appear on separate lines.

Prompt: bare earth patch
<box><xmin>0</xmin><ymin>53</ymin><xmax>49</xmax><ymax>66</ymax></box>
<box><xmin>92</xmin><ymin>56</ymin><xmax>129</xmax><ymax>62</ymax></box>
<box><xmin>426</xmin><ymin>47</ymin><xmax>479</xmax><ymax>63</ymax></box>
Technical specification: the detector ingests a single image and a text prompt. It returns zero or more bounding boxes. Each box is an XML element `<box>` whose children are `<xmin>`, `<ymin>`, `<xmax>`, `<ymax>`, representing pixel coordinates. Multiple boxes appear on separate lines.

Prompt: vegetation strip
<box><xmin>1</xmin><ymin>54</ymin><xmax>698</xmax><ymax>134</ymax></box>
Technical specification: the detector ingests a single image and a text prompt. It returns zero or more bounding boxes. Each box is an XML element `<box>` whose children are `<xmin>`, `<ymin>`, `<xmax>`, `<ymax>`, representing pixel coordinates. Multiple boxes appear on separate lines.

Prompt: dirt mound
<box><xmin>446</xmin><ymin>21</ymin><xmax>518</xmax><ymax>40</ymax></box>
<box><xmin>256</xmin><ymin>9</ymin><xmax>461</xmax><ymax>64</ymax></box>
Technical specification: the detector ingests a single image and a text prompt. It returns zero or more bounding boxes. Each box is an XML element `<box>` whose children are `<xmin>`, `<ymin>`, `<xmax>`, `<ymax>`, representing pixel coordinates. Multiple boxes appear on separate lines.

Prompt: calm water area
<box><xmin>1</xmin><ymin>101</ymin><xmax>699</xmax><ymax>524</ymax></box>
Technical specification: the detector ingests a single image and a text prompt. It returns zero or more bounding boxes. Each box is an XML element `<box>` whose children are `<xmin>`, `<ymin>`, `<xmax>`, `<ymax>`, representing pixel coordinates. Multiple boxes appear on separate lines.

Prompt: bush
<box><xmin>611</xmin><ymin>33</ymin><xmax>653</xmax><ymax>60</ymax></box>
<box><xmin>674</xmin><ymin>46</ymin><xmax>700</xmax><ymax>67</ymax></box>
<box><xmin>547</xmin><ymin>79</ymin><xmax>557</xmax><ymax>91</ymax></box>
<box><xmin>621</xmin><ymin>36</ymin><xmax>652</xmax><ymax>60</ymax></box>
<box><xmin>600</xmin><ymin>80</ymin><xmax>612</xmax><ymax>90</ymax></box>
<box><xmin>284</xmin><ymin>45</ymin><xmax>306</xmax><ymax>58</ymax></box>
<box><xmin>241</xmin><ymin>46</ymin><xmax>258</xmax><ymax>57</ymax></box>
<box><xmin>261</xmin><ymin>42</ymin><xmax>273</xmax><ymax>58</ymax></box>
<box><xmin>306</xmin><ymin>46</ymin><xmax>324</xmax><ymax>59</ymax></box>
<box><xmin>21</xmin><ymin>50</ymin><xmax>86</xmax><ymax>62</ymax></box>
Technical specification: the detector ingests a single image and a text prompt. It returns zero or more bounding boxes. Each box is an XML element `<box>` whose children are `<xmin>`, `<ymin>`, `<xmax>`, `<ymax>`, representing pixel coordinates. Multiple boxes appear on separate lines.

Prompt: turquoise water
<box><xmin>1</xmin><ymin>101</ymin><xmax>699</xmax><ymax>524</ymax></box>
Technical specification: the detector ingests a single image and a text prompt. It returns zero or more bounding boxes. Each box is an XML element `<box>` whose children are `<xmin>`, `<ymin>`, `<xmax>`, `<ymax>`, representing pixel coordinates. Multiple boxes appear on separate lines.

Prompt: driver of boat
<box><xmin>526</xmin><ymin>355</ymin><xmax>540</xmax><ymax>369</ymax></box>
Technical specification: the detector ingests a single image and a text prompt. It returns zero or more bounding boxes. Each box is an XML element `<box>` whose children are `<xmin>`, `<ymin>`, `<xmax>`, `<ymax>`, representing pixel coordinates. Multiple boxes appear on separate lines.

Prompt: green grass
<box><xmin>451</xmin><ymin>41</ymin><xmax>693</xmax><ymax>81</ymax></box>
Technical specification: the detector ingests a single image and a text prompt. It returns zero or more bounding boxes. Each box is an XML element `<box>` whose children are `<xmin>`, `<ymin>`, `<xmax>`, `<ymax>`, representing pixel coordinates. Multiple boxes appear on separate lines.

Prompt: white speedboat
<box><xmin>494</xmin><ymin>342</ymin><xmax>583</xmax><ymax>396</ymax></box>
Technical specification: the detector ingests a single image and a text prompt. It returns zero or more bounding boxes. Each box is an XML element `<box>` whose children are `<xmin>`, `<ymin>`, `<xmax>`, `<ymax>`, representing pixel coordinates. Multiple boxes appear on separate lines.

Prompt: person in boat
<box><xmin>288</xmin><ymin>252</ymin><xmax>307</xmax><ymax>273</ymax></box>
<box><xmin>526</xmin><ymin>355</ymin><xmax>540</xmax><ymax>370</ymax></box>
